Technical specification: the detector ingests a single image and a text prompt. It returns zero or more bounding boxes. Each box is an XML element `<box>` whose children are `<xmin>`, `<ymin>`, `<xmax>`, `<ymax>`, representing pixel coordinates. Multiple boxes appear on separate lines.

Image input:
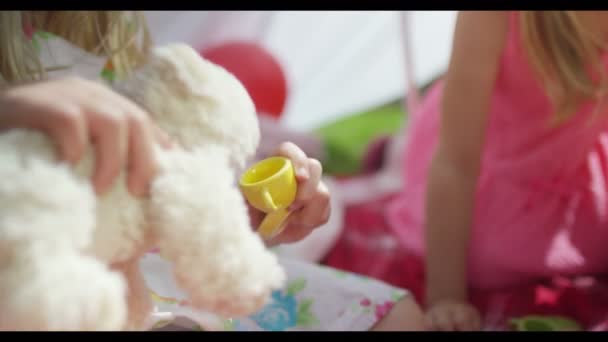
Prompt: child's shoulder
<box><xmin>34</xmin><ymin>31</ymin><xmax>108</xmax><ymax>82</ymax></box>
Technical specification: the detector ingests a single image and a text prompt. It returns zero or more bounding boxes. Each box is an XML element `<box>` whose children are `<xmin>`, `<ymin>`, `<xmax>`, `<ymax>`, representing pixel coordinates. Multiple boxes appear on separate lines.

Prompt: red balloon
<box><xmin>200</xmin><ymin>41</ymin><xmax>288</xmax><ymax>120</ymax></box>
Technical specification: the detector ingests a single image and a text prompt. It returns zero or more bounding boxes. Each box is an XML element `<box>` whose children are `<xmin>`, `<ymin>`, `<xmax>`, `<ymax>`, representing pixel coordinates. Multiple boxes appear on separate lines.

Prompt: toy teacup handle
<box><xmin>262</xmin><ymin>189</ymin><xmax>278</xmax><ymax>211</ymax></box>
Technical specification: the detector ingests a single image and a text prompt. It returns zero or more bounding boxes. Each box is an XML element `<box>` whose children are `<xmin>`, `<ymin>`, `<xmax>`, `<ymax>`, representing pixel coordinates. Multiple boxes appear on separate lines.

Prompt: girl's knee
<box><xmin>371</xmin><ymin>296</ymin><xmax>427</xmax><ymax>331</ymax></box>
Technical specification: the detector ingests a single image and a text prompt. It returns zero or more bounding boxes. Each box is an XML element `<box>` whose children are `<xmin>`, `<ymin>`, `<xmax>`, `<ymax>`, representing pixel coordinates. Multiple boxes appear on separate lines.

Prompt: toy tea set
<box><xmin>240</xmin><ymin>156</ymin><xmax>297</xmax><ymax>240</ymax></box>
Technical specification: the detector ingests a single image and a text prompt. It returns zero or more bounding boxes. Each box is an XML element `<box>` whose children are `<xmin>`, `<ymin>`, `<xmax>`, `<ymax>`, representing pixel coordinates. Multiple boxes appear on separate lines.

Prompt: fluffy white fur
<box><xmin>0</xmin><ymin>43</ymin><xmax>285</xmax><ymax>331</ymax></box>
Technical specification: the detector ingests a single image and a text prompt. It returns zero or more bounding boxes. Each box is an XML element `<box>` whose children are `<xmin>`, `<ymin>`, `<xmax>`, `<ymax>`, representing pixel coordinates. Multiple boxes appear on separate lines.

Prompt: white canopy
<box><xmin>145</xmin><ymin>11</ymin><xmax>456</xmax><ymax>131</ymax></box>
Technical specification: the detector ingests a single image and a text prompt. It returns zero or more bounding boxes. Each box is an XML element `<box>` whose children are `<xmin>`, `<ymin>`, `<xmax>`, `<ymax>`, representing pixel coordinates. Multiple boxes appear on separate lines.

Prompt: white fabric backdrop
<box><xmin>145</xmin><ymin>11</ymin><xmax>456</xmax><ymax>131</ymax></box>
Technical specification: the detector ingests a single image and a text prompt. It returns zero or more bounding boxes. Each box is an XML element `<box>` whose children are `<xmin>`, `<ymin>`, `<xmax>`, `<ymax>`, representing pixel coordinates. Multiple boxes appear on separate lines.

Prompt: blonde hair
<box><xmin>0</xmin><ymin>11</ymin><xmax>151</xmax><ymax>85</ymax></box>
<box><xmin>521</xmin><ymin>11</ymin><xmax>608</xmax><ymax>123</ymax></box>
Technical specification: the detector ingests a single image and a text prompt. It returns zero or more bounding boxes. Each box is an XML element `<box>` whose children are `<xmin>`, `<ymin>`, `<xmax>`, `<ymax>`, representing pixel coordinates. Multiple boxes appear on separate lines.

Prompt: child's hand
<box><xmin>426</xmin><ymin>299</ymin><xmax>481</xmax><ymax>331</ymax></box>
<box><xmin>249</xmin><ymin>142</ymin><xmax>331</xmax><ymax>246</ymax></box>
<box><xmin>0</xmin><ymin>77</ymin><xmax>172</xmax><ymax>197</ymax></box>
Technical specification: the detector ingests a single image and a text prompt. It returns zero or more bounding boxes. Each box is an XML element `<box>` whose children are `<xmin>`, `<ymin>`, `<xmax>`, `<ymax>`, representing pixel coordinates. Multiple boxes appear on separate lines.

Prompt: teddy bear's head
<box><xmin>114</xmin><ymin>43</ymin><xmax>260</xmax><ymax>170</ymax></box>
<box><xmin>111</xmin><ymin>44</ymin><xmax>286</xmax><ymax>319</ymax></box>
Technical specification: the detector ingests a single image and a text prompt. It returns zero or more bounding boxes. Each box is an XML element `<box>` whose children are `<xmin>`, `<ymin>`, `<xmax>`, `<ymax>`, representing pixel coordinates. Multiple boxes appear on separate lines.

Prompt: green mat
<box><xmin>311</xmin><ymin>73</ymin><xmax>442</xmax><ymax>176</ymax></box>
<box><xmin>314</xmin><ymin>101</ymin><xmax>407</xmax><ymax>176</ymax></box>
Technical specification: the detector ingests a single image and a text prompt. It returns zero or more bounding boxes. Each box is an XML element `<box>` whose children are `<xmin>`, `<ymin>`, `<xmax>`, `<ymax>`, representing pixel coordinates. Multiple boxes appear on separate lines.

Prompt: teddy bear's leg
<box><xmin>0</xmin><ymin>249</ymin><xmax>128</xmax><ymax>331</ymax></box>
<box><xmin>0</xmin><ymin>138</ymin><xmax>127</xmax><ymax>331</ymax></box>
<box><xmin>148</xmin><ymin>149</ymin><xmax>285</xmax><ymax>318</ymax></box>
<box><xmin>111</xmin><ymin>259</ymin><xmax>153</xmax><ymax>330</ymax></box>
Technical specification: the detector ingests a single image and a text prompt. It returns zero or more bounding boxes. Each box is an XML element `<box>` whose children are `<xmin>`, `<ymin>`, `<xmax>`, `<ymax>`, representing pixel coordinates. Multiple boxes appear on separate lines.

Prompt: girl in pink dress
<box><xmin>383</xmin><ymin>11</ymin><xmax>608</xmax><ymax>330</ymax></box>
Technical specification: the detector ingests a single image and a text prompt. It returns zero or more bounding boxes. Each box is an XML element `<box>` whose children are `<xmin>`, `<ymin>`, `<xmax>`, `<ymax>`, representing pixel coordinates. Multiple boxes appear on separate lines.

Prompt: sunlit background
<box><xmin>145</xmin><ymin>11</ymin><xmax>456</xmax><ymax>131</ymax></box>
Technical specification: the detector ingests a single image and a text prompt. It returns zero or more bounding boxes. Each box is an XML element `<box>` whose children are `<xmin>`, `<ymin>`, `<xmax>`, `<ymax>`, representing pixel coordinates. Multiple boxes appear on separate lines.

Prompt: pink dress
<box><xmin>386</xmin><ymin>12</ymin><xmax>608</xmax><ymax>290</ymax></box>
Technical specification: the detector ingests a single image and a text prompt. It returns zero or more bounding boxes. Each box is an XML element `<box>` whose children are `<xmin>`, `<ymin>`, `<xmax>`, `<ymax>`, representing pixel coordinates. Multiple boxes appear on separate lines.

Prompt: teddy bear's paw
<box><xmin>165</xmin><ymin>240</ymin><xmax>285</xmax><ymax>317</ymax></box>
<box><xmin>208</xmin><ymin>292</ymin><xmax>271</xmax><ymax>318</ymax></box>
<box><xmin>182</xmin><ymin>291</ymin><xmax>270</xmax><ymax>318</ymax></box>
<box><xmin>175</xmin><ymin>270</ymin><xmax>275</xmax><ymax>318</ymax></box>
<box><xmin>0</xmin><ymin>253</ymin><xmax>128</xmax><ymax>331</ymax></box>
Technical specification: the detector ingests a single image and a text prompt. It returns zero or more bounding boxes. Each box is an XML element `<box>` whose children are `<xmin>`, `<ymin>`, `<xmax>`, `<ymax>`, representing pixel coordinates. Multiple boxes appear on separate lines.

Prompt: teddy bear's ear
<box><xmin>148</xmin><ymin>44</ymin><xmax>222</xmax><ymax>102</ymax></box>
<box><xmin>114</xmin><ymin>42</ymin><xmax>260</xmax><ymax>166</ymax></box>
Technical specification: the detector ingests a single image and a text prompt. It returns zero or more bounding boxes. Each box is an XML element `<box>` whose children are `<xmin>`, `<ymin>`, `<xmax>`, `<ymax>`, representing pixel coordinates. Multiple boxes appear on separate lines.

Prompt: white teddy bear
<box><xmin>0</xmin><ymin>43</ymin><xmax>286</xmax><ymax>331</ymax></box>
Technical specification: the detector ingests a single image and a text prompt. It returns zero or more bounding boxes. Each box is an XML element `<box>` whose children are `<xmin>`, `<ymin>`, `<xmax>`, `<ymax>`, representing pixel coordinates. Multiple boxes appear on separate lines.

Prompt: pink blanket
<box><xmin>324</xmin><ymin>193</ymin><xmax>608</xmax><ymax>331</ymax></box>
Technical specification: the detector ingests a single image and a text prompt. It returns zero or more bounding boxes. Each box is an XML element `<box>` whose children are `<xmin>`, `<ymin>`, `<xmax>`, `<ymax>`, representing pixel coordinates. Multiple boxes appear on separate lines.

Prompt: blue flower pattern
<box><xmin>250</xmin><ymin>290</ymin><xmax>298</xmax><ymax>331</ymax></box>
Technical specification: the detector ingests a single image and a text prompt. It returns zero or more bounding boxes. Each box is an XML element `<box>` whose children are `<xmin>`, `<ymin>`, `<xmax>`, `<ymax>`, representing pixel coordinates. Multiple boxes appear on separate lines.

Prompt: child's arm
<box><xmin>425</xmin><ymin>11</ymin><xmax>509</xmax><ymax>331</ymax></box>
<box><xmin>0</xmin><ymin>78</ymin><xmax>171</xmax><ymax>196</ymax></box>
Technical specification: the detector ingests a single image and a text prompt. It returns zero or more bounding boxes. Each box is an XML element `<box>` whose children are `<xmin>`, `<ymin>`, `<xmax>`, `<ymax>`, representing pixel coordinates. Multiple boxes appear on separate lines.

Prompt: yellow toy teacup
<box><xmin>239</xmin><ymin>156</ymin><xmax>297</xmax><ymax>240</ymax></box>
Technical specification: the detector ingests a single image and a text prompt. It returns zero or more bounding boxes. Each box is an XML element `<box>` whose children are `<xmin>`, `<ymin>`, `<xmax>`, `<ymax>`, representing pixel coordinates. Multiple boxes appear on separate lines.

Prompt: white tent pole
<box><xmin>338</xmin><ymin>11</ymin><xmax>419</xmax><ymax>204</ymax></box>
<box><xmin>400</xmin><ymin>11</ymin><xmax>419</xmax><ymax>113</ymax></box>
<box><xmin>257</xmin><ymin>11</ymin><xmax>276</xmax><ymax>42</ymax></box>
<box><xmin>366</xmin><ymin>10</ymin><xmax>418</xmax><ymax>193</ymax></box>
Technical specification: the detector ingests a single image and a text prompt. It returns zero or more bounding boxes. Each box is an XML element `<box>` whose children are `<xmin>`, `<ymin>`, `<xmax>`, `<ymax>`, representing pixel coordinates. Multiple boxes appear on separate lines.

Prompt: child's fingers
<box><xmin>0</xmin><ymin>91</ymin><xmax>88</xmax><ymax>165</ymax></box>
<box><xmin>126</xmin><ymin>113</ymin><xmax>158</xmax><ymax>197</ymax></box>
<box><xmin>86</xmin><ymin>82</ymin><xmax>160</xmax><ymax>197</ymax></box>
<box><xmin>275</xmin><ymin>141</ymin><xmax>324</xmax><ymax>209</ymax></box>
<box><xmin>424</xmin><ymin>313</ymin><xmax>434</xmax><ymax>330</ymax></box>
<box><xmin>437</xmin><ymin>315</ymin><xmax>457</xmax><ymax>331</ymax></box>
<box><xmin>152</xmin><ymin>124</ymin><xmax>173</xmax><ymax>149</ymax></box>
<box><xmin>267</xmin><ymin>223</ymin><xmax>312</xmax><ymax>246</ymax></box>
<box><xmin>290</xmin><ymin>158</ymin><xmax>323</xmax><ymax>210</ymax></box>
<box><xmin>247</xmin><ymin>204</ymin><xmax>265</xmax><ymax>230</ymax></box>
<box><xmin>427</xmin><ymin>305</ymin><xmax>480</xmax><ymax>331</ymax></box>
<box><xmin>49</xmin><ymin>109</ymin><xmax>88</xmax><ymax>165</ymax></box>
<box><xmin>427</xmin><ymin>309</ymin><xmax>456</xmax><ymax>331</ymax></box>
<box><xmin>453</xmin><ymin>313</ymin><xmax>473</xmax><ymax>331</ymax></box>
<box><xmin>425</xmin><ymin>312</ymin><xmax>438</xmax><ymax>330</ymax></box>
<box><xmin>268</xmin><ymin>182</ymin><xmax>330</xmax><ymax>245</ymax></box>
<box><xmin>456</xmin><ymin>308</ymin><xmax>481</xmax><ymax>331</ymax></box>
<box><xmin>88</xmin><ymin>109</ymin><xmax>129</xmax><ymax>195</ymax></box>
<box><xmin>275</xmin><ymin>141</ymin><xmax>310</xmax><ymax>180</ymax></box>
<box><xmin>471</xmin><ymin>311</ymin><xmax>482</xmax><ymax>330</ymax></box>
<box><xmin>289</xmin><ymin>182</ymin><xmax>330</xmax><ymax>227</ymax></box>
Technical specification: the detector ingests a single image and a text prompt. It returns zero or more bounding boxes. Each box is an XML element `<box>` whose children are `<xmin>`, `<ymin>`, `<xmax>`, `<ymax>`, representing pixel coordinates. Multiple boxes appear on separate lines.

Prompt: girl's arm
<box><xmin>0</xmin><ymin>78</ymin><xmax>170</xmax><ymax>197</ymax></box>
<box><xmin>425</xmin><ymin>11</ymin><xmax>508</xmax><ymax>328</ymax></box>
